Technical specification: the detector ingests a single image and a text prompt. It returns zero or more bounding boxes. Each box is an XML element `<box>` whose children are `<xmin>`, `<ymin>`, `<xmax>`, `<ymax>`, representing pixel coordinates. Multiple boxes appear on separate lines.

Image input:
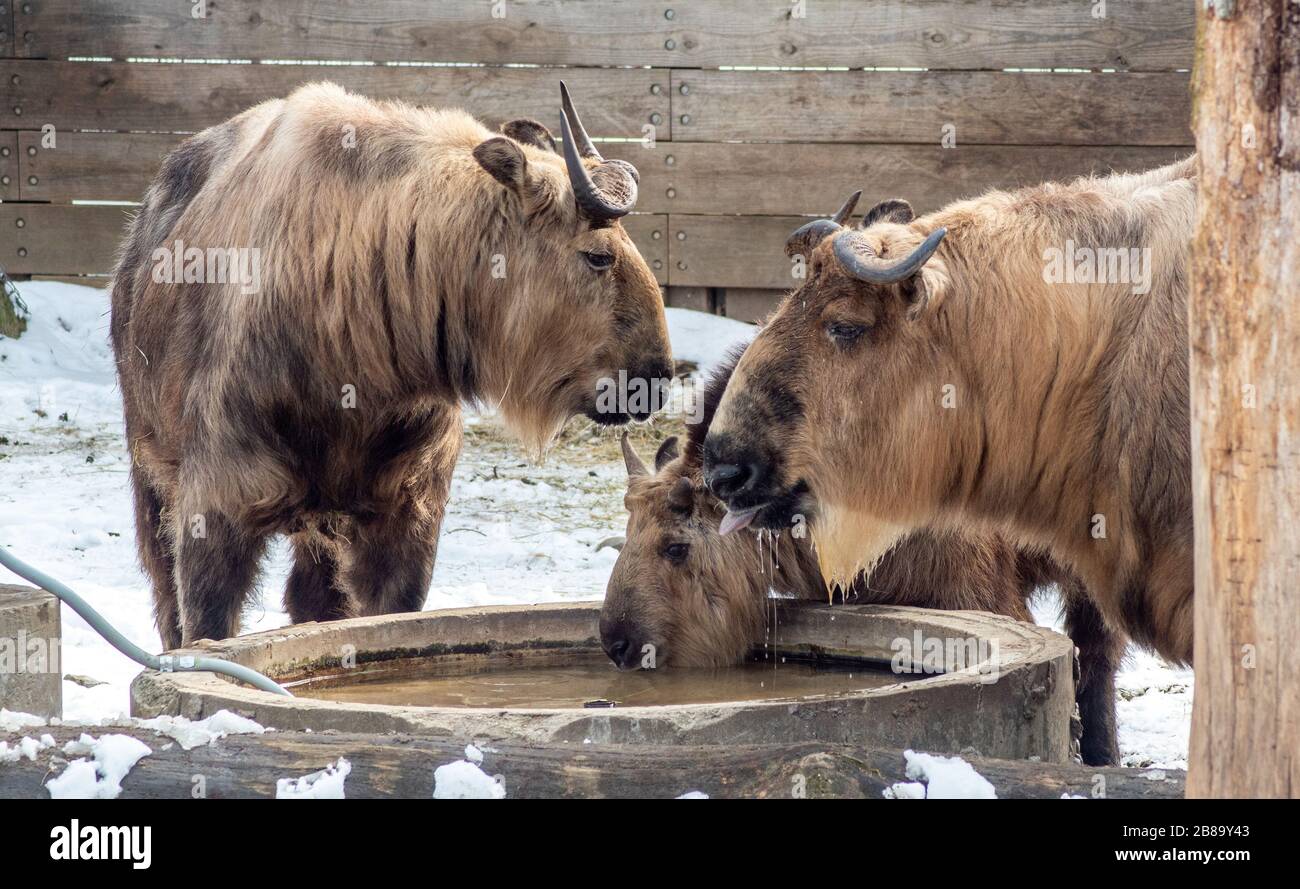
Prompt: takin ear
<box><xmin>501</xmin><ymin>118</ymin><xmax>557</xmax><ymax>154</ymax></box>
<box><xmin>861</xmin><ymin>198</ymin><xmax>915</xmax><ymax>228</ymax></box>
<box><xmin>668</xmin><ymin>476</ymin><xmax>694</xmax><ymax>515</ymax></box>
<box><xmin>473</xmin><ymin>136</ymin><xmax>528</xmax><ymax>191</ymax></box>
<box><xmin>900</xmin><ymin>257</ymin><xmax>951</xmax><ymax>321</ymax></box>
<box><xmin>654</xmin><ymin>435</ymin><xmax>681</xmax><ymax>472</ymax></box>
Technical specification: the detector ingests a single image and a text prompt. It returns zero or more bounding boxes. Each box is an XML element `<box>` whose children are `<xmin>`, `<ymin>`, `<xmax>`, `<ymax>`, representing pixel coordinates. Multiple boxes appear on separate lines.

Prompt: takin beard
<box><xmin>811</xmin><ymin>503</ymin><xmax>910</xmax><ymax>598</ymax></box>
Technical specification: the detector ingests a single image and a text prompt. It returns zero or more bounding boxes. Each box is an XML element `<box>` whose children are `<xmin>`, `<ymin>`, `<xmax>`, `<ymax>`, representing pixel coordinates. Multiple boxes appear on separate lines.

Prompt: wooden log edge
<box><xmin>1</xmin><ymin>725</ymin><xmax>1184</xmax><ymax>799</ymax></box>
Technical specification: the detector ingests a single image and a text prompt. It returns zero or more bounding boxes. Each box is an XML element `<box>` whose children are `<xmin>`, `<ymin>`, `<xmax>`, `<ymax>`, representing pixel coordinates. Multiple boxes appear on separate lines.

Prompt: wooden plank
<box><xmin>672</xmin><ymin>69</ymin><xmax>1194</xmax><ymax>146</ymax></box>
<box><xmin>0</xmin><ymin>203</ymin><xmax>129</xmax><ymax>275</ymax></box>
<box><xmin>664</xmin><ymin>286</ymin><xmax>712</xmax><ymax>314</ymax></box>
<box><xmin>0</xmin><ymin>130</ymin><xmax>17</xmax><ymax>200</ymax></box>
<box><xmin>1</xmin><ymin>0</ymin><xmax>13</xmax><ymax>60</ymax></box>
<box><xmin>721</xmin><ymin>288</ymin><xmax>783</xmax><ymax>324</ymax></box>
<box><xmin>22</xmin><ymin>0</ymin><xmax>673</xmax><ymax>67</ymax></box>
<box><xmin>0</xmin><ymin>60</ymin><xmax>669</xmax><ymax>135</ymax></box>
<box><xmin>0</xmin><ymin>203</ymin><xmax>668</xmax><ymax>281</ymax></box>
<box><xmin>19</xmin><ymin>130</ymin><xmax>177</xmax><ymax>201</ymax></box>
<box><xmin>0</xmin><ymin>724</ymin><xmax>1186</xmax><ymax>799</ymax></box>
<box><xmin>621</xmin><ymin>214</ymin><xmax>668</xmax><ymax>286</ymax></box>
<box><xmin>669</xmin><ymin>215</ymin><xmax>806</xmax><ymax>290</ymax></box>
<box><xmin>18</xmin><ymin>132</ymin><xmax>662</xmax><ymax>206</ymax></box>
<box><xmin>623</xmin><ymin>143</ymin><xmax>1192</xmax><ymax>216</ymax></box>
<box><xmin>656</xmin><ymin>0</ymin><xmax>1194</xmax><ymax>72</ymax></box>
<box><xmin>29</xmin><ymin>274</ymin><xmax>110</xmax><ymax>287</ymax></box>
<box><xmin>19</xmin><ymin>0</ymin><xmax>1194</xmax><ymax>72</ymax></box>
<box><xmin>20</xmin><ymin>133</ymin><xmax>1192</xmax><ymax>216</ymax></box>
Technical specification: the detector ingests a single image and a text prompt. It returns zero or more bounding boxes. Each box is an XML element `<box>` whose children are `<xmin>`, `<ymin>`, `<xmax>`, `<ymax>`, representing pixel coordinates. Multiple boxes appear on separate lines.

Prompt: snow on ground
<box><xmin>277</xmin><ymin>757</ymin><xmax>352</xmax><ymax>799</ymax></box>
<box><xmin>889</xmin><ymin>749</ymin><xmax>998</xmax><ymax>799</ymax></box>
<box><xmin>0</xmin><ymin>282</ymin><xmax>1190</xmax><ymax>768</ymax></box>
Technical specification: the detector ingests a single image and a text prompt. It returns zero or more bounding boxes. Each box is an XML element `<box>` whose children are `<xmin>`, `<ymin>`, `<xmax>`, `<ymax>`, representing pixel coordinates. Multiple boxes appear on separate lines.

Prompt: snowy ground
<box><xmin>0</xmin><ymin>281</ymin><xmax>1191</xmax><ymax>769</ymax></box>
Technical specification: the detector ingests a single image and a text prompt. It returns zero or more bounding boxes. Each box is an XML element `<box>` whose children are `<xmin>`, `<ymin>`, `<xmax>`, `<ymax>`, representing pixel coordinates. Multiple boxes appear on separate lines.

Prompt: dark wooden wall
<box><xmin>0</xmin><ymin>0</ymin><xmax>1195</xmax><ymax>321</ymax></box>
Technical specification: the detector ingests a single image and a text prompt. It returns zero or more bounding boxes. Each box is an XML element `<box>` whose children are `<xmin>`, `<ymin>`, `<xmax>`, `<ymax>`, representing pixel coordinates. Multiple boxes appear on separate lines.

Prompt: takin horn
<box><xmin>559</xmin><ymin>82</ymin><xmax>639</xmax><ymax>221</ymax></box>
<box><xmin>620</xmin><ymin>432</ymin><xmax>649</xmax><ymax>478</ymax></box>
<box><xmin>784</xmin><ymin>190</ymin><xmax>862</xmax><ymax>258</ymax></box>
<box><xmin>831</xmin><ymin>226</ymin><xmax>947</xmax><ymax>284</ymax></box>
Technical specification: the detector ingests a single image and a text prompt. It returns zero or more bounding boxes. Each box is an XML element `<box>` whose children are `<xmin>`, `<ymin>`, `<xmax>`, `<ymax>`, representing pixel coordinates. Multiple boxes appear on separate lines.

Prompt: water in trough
<box><xmin>289</xmin><ymin>653</ymin><xmax>900</xmax><ymax>709</ymax></box>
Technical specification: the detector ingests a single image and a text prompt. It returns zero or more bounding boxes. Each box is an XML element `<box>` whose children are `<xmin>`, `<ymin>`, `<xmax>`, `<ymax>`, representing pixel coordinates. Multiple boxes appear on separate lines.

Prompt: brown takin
<box><xmin>110</xmin><ymin>82</ymin><xmax>671</xmax><ymax>649</ymax></box>
<box><xmin>603</xmin><ymin>352</ymin><xmax>1114</xmax><ymax>763</ymax></box>
<box><xmin>702</xmin><ymin>159</ymin><xmax>1197</xmax><ymax>763</ymax></box>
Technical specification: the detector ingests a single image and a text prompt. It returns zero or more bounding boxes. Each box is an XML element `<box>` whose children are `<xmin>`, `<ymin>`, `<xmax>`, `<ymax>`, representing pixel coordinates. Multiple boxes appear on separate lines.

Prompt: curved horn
<box><xmin>560</xmin><ymin>80</ymin><xmax>602</xmax><ymax>160</ymax></box>
<box><xmin>559</xmin><ymin>82</ymin><xmax>638</xmax><ymax>220</ymax></box>
<box><xmin>831</xmin><ymin>189</ymin><xmax>863</xmax><ymax>224</ymax></box>
<box><xmin>784</xmin><ymin>190</ymin><xmax>862</xmax><ymax>258</ymax></box>
<box><xmin>832</xmin><ymin>226</ymin><xmax>947</xmax><ymax>284</ymax></box>
<box><xmin>621</xmin><ymin>432</ymin><xmax>649</xmax><ymax>478</ymax></box>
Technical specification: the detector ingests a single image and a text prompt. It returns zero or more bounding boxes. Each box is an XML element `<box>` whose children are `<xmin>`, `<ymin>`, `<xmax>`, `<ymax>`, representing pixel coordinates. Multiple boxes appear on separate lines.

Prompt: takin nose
<box><xmin>702</xmin><ymin>438</ymin><xmax>764</xmax><ymax>501</ymax></box>
<box><xmin>628</xmin><ymin>357</ymin><xmax>674</xmax><ymax>421</ymax></box>
<box><xmin>600</xmin><ymin>618</ymin><xmax>644</xmax><ymax>670</ymax></box>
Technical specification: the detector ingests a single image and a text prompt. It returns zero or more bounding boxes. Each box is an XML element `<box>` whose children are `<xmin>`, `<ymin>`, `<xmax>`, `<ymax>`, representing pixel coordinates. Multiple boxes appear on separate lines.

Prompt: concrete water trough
<box><xmin>130</xmin><ymin>602</ymin><xmax>1076</xmax><ymax>762</ymax></box>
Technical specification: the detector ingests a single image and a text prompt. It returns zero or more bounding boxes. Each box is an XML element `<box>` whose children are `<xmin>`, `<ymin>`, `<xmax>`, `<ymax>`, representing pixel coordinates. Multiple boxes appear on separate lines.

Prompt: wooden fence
<box><xmin>0</xmin><ymin>0</ymin><xmax>1196</xmax><ymax>320</ymax></box>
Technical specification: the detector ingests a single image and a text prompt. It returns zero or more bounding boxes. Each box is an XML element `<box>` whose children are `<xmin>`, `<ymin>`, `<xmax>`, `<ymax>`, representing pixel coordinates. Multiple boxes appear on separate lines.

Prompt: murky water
<box><xmin>291</xmin><ymin>654</ymin><xmax>900</xmax><ymax>708</ymax></box>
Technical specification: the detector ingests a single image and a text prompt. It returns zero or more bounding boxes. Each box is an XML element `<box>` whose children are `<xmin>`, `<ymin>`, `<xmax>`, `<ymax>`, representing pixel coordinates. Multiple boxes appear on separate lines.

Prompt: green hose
<box><xmin>0</xmin><ymin>543</ymin><xmax>292</xmax><ymax>697</ymax></box>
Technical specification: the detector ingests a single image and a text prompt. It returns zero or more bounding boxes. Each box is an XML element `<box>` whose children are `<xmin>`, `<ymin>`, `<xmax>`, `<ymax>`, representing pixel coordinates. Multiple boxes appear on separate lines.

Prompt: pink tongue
<box><xmin>719</xmin><ymin>507</ymin><xmax>759</xmax><ymax>536</ymax></box>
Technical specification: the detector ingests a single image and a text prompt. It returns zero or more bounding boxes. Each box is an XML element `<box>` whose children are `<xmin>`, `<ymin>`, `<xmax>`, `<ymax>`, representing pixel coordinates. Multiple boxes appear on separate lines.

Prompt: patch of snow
<box><xmin>664</xmin><ymin>307</ymin><xmax>753</xmax><ymax>375</ymax></box>
<box><xmin>0</xmin><ymin>709</ymin><xmax>47</xmax><ymax>732</ymax></box>
<box><xmin>1031</xmin><ymin>585</ymin><xmax>1192</xmax><ymax>771</ymax></box>
<box><xmin>433</xmin><ymin>759</ymin><xmax>505</xmax><ymax>799</ymax></box>
<box><xmin>899</xmin><ymin>749</ymin><xmax>997</xmax><ymax>799</ymax></box>
<box><xmin>46</xmin><ymin>733</ymin><xmax>151</xmax><ymax>799</ymax></box>
<box><xmin>464</xmin><ymin>743</ymin><xmax>484</xmax><ymax>765</ymax></box>
<box><xmin>883</xmin><ymin>781</ymin><xmax>927</xmax><ymax>800</ymax></box>
<box><xmin>276</xmin><ymin>757</ymin><xmax>351</xmax><ymax>799</ymax></box>
<box><xmin>675</xmin><ymin>790</ymin><xmax>709</xmax><ymax>799</ymax></box>
<box><xmin>134</xmin><ymin>710</ymin><xmax>267</xmax><ymax>750</ymax></box>
<box><xmin>0</xmin><ymin>734</ymin><xmax>55</xmax><ymax>763</ymax></box>
<box><xmin>1061</xmin><ymin>793</ymin><xmax>1087</xmax><ymax>799</ymax></box>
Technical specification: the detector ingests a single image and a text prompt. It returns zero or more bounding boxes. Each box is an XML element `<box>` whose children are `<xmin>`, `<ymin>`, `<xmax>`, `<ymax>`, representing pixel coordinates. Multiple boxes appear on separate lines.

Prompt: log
<box><xmin>1187</xmin><ymin>2</ymin><xmax>1300</xmax><ymax>797</ymax></box>
<box><xmin>0</xmin><ymin>725</ymin><xmax>1184</xmax><ymax>799</ymax></box>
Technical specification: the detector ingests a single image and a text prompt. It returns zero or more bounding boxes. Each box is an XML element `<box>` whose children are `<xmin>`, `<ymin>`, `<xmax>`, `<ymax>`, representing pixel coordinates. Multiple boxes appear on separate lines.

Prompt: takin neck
<box><xmin>925</xmin><ymin>164</ymin><xmax>1195</xmax><ymax>660</ymax></box>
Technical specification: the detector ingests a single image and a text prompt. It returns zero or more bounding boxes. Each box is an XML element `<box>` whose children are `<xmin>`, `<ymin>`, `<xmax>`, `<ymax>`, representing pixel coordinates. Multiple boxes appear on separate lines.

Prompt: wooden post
<box><xmin>1188</xmin><ymin>1</ymin><xmax>1300</xmax><ymax>798</ymax></box>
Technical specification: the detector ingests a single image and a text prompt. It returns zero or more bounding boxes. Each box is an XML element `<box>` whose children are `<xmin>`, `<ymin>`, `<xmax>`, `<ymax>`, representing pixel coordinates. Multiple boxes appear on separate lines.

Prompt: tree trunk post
<box><xmin>1188</xmin><ymin>0</ymin><xmax>1300</xmax><ymax>798</ymax></box>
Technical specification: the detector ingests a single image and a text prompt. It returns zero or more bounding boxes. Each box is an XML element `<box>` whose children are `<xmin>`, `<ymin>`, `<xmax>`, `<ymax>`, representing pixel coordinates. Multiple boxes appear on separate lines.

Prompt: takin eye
<box><xmin>582</xmin><ymin>251</ymin><xmax>615</xmax><ymax>271</ymax></box>
<box><xmin>825</xmin><ymin>320</ymin><xmax>867</xmax><ymax>344</ymax></box>
<box><xmin>662</xmin><ymin>542</ymin><xmax>690</xmax><ymax>563</ymax></box>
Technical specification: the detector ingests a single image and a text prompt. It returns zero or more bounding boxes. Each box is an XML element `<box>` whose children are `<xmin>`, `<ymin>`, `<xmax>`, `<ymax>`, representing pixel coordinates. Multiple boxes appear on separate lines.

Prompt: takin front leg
<box><xmin>338</xmin><ymin>499</ymin><xmax>441</xmax><ymax>616</ymax></box>
<box><xmin>173</xmin><ymin>510</ymin><xmax>268</xmax><ymax>644</ymax></box>
<box><xmin>284</xmin><ymin>534</ymin><xmax>355</xmax><ymax>624</ymax></box>
<box><xmin>1064</xmin><ymin>591</ymin><xmax>1126</xmax><ymax>767</ymax></box>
